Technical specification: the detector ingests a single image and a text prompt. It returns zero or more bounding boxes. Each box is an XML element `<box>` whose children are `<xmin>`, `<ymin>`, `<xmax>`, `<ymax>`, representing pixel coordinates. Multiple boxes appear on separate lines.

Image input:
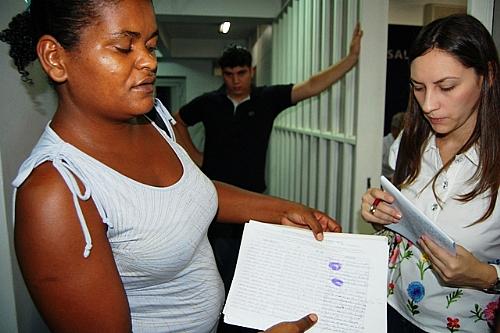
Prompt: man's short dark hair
<box><xmin>218</xmin><ymin>45</ymin><xmax>252</xmax><ymax>68</ymax></box>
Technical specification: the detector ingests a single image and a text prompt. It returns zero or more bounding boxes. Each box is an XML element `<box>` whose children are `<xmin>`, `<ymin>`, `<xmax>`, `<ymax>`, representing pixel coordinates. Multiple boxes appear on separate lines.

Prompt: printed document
<box><xmin>380</xmin><ymin>176</ymin><xmax>456</xmax><ymax>254</ymax></box>
<box><xmin>222</xmin><ymin>221</ymin><xmax>389</xmax><ymax>333</ymax></box>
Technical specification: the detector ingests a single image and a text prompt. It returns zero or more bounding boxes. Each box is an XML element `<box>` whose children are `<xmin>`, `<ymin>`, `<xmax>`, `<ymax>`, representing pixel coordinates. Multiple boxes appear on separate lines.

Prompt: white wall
<box><xmin>468</xmin><ymin>0</ymin><xmax>494</xmax><ymax>31</ymax></box>
<box><xmin>158</xmin><ymin>59</ymin><xmax>221</xmax><ymax>103</ymax></box>
<box><xmin>353</xmin><ymin>0</ymin><xmax>390</xmax><ymax>234</ymax></box>
<box><xmin>0</xmin><ymin>150</ymin><xmax>17</xmax><ymax>333</ymax></box>
<box><xmin>158</xmin><ymin>59</ymin><xmax>222</xmax><ymax>150</ymax></box>
<box><xmin>169</xmin><ymin>38</ymin><xmax>247</xmax><ymax>59</ymax></box>
<box><xmin>0</xmin><ymin>1</ymin><xmax>55</xmax><ymax>332</ymax></box>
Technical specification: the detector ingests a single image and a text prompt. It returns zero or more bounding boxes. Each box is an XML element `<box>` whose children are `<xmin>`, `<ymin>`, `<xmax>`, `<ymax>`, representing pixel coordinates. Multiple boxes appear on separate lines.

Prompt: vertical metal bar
<box><xmin>340</xmin><ymin>143</ymin><xmax>354</xmax><ymax>231</ymax></box>
<box><xmin>294</xmin><ymin>133</ymin><xmax>301</xmax><ymax>201</ymax></box>
<box><xmin>268</xmin><ymin>130</ymin><xmax>277</xmax><ymax>195</ymax></box>
<box><xmin>326</xmin><ymin>140</ymin><xmax>339</xmax><ymax>215</ymax></box>
<box><xmin>316</xmin><ymin>137</ymin><xmax>327</xmax><ymax>212</ymax></box>
<box><xmin>286</xmin><ymin>7</ymin><xmax>294</xmax><ymax>127</ymax></box>
<box><xmin>292</xmin><ymin>3</ymin><xmax>299</xmax><ymax>129</ymax></box>
<box><xmin>271</xmin><ymin>20</ymin><xmax>279</xmax><ymax>85</ymax></box>
<box><xmin>344</xmin><ymin>0</ymin><xmax>359</xmax><ymax>137</ymax></box>
<box><xmin>307</xmin><ymin>136</ymin><xmax>317</xmax><ymax>207</ymax></box>
<box><xmin>301</xmin><ymin>134</ymin><xmax>309</xmax><ymax>203</ymax></box>
<box><xmin>319</xmin><ymin>0</ymin><xmax>331</xmax><ymax>133</ymax></box>
<box><xmin>341</xmin><ymin>0</ymin><xmax>359</xmax><ymax>231</ymax></box>
<box><xmin>330</xmin><ymin>0</ymin><xmax>343</xmax><ymax>133</ymax></box>
<box><xmin>288</xmin><ymin>132</ymin><xmax>294</xmax><ymax>200</ymax></box>
<box><xmin>310</xmin><ymin>0</ymin><xmax>320</xmax><ymax>131</ymax></box>
<box><xmin>278</xmin><ymin>130</ymin><xmax>285</xmax><ymax>198</ymax></box>
<box><xmin>269</xmin><ymin>18</ymin><xmax>281</xmax><ymax>195</ymax></box>
<box><xmin>301</xmin><ymin>0</ymin><xmax>311</xmax><ymax>130</ymax></box>
<box><xmin>284</xmin><ymin>130</ymin><xmax>290</xmax><ymax>198</ymax></box>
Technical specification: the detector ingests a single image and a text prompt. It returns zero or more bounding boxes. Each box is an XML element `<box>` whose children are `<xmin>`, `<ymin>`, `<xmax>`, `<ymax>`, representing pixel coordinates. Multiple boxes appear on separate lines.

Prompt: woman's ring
<box><xmin>369</xmin><ymin>198</ymin><xmax>381</xmax><ymax>214</ymax></box>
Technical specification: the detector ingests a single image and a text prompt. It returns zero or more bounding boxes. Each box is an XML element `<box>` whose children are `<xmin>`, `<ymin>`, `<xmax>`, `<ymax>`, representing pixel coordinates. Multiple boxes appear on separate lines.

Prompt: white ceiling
<box><xmin>153</xmin><ymin>0</ymin><xmax>282</xmax><ymax>58</ymax></box>
<box><xmin>155</xmin><ymin>0</ymin><xmax>468</xmax><ymax>60</ymax></box>
<box><xmin>157</xmin><ymin>15</ymin><xmax>272</xmax><ymax>40</ymax></box>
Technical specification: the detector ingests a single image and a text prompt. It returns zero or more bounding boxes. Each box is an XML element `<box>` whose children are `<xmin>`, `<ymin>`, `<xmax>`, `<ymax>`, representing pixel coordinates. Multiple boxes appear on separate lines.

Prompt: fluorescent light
<box><xmin>219</xmin><ymin>21</ymin><xmax>231</xmax><ymax>34</ymax></box>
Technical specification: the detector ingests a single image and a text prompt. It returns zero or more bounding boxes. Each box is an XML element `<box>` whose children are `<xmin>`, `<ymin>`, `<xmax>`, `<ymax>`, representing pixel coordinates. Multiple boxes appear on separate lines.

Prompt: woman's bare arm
<box><xmin>15</xmin><ymin>162</ymin><xmax>131</xmax><ymax>333</ymax></box>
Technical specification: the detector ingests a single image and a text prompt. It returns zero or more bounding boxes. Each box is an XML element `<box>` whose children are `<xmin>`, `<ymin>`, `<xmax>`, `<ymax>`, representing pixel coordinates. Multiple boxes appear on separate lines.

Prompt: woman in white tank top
<box><xmin>2</xmin><ymin>1</ymin><xmax>341</xmax><ymax>332</ymax></box>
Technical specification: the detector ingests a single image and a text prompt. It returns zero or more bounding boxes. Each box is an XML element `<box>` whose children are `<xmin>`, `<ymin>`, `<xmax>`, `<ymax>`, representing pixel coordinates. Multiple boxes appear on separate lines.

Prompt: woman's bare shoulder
<box><xmin>15</xmin><ymin>161</ymin><xmax>79</xmax><ymax>229</ymax></box>
<box><xmin>14</xmin><ymin>161</ymin><xmax>132</xmax><ymax>331</ymax></box>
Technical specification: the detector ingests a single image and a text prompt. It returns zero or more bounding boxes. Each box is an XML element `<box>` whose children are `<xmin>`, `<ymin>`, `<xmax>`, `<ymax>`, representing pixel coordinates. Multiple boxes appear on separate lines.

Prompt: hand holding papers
<box><xmin>380</xmin><ymin>176</ymin><xmax>456</xmax><ymax>255</ymax></box>
<box><xmin>222</xmin><ymin>221</ymin><xmax>389</xmax><ymax>333</ymax></box>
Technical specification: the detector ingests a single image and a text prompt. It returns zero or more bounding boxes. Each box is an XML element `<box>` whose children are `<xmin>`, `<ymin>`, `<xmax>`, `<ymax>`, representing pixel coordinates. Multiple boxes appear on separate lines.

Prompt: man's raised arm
<box><xmin>291</xmin><ymin>23</ymin><xmax>362</xmax><ymax>104</ymax></box>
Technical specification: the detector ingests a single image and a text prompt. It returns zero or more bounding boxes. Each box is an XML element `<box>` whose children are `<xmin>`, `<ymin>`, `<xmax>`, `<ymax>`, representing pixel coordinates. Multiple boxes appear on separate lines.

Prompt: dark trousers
<box><xmin>209</xmin><ymin>223</ymin><xmax>258</xmax><ymax>333</ymax></box>
<box><xmin>387</xmin><ymin>305</ymin><xmax>428</xmax><ymax>333</ymax></box>
<box><xmin>208</xmin><ymin>222</ymin><xmax>243</xmax><ymax>297</ymax></box>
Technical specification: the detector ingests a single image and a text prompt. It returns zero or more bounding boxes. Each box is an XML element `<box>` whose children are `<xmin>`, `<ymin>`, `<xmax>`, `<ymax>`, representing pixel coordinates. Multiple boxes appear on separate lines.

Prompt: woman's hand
<box><xmin>262</xmin><ymin>314</ymin><xmax>317</xmax><ymax>333</ymax></box>
<box><xmin>280</xmin><ymin>205</ymin><xmax>341</xmax><ymax>241</ymax></box>
<box><xmin>360</xmin><ymin>188</ymin><xmax>401</xmax><ymax>228</ymax></box>
<box><xmin>419</xmin><ymin>236</ymin><xmax>497</xmax><ymax>289</ymax></box>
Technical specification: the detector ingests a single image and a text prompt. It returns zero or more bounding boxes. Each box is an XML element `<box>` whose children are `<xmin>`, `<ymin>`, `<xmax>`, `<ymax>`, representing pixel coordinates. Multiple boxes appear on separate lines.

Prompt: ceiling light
<box><xmin>219</xmin><ymin>21</ymin><xmax>231</xmax><ymax>34</ymax></box>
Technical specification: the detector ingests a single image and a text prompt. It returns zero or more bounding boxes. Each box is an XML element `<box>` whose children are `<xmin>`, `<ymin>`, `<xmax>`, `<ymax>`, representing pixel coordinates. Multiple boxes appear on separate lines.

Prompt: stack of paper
<box><xmin>223</xmin><ymin>221</ymin><xmax>389</xmax><ymax>333</ymax></box>
<box><xmin>380</xmin><ymin>176</ymin><xmax>455</xmax><ymax>254</ymax></box>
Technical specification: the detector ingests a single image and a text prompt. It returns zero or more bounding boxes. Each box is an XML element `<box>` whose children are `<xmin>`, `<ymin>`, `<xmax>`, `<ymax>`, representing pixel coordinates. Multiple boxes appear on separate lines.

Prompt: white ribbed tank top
<box><xmin>12</xmin><ymin>100</ymin><xmax>224</xmax><ymax>332</ymax></box>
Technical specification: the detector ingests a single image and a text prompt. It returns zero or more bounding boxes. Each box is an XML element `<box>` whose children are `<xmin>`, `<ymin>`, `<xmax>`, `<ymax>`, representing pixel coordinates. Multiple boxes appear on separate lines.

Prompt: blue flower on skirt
<box><xmin>407</xmin><ymin>281</ymin><xmax>425</xmax><ymax>303</ymax></box>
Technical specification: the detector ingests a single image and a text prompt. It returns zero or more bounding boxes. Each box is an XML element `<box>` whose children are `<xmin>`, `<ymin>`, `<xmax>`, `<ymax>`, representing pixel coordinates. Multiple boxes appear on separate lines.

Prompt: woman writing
<box><xmin>1</xmin><ymin>1</ymin><xmax>340</xmax><ymax>332</ymax></box>
<box><xmin>362</xmin><ymin>14</ymin><xmax>500</xmax><ymax>332</ymax></box>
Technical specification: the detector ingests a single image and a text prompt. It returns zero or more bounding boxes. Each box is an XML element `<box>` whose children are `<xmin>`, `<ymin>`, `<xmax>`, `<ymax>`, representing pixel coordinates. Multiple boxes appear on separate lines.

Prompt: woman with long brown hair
<box><xmin>362</xmin><ymin>14</ymin><xmax>500</xmax><ymax>333</ymax></box>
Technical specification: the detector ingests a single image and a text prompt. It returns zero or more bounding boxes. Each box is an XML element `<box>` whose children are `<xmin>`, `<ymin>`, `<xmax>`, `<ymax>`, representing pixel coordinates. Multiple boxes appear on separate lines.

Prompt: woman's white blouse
<box><xmin>386</xmin><ymin>134</ymin><xmax>500</xmax><ymax>332</ymax></box>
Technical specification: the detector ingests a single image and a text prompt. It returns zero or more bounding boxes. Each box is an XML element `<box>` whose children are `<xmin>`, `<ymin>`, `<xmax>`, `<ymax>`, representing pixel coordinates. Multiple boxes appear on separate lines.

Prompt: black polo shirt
<box><xmin>179</xmin><ymin>84</ymin><xmax>294</xmax><ymax>193</ymax></box>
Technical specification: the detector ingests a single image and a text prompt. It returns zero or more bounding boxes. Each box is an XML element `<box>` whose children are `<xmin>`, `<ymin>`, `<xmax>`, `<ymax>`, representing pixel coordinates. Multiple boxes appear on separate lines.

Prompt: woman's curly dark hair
<box><xmin>0</xmin><ymin>0</ymin><xmax>120</xmax><ymax>83</ymax></box>
<box><xmin>0</xmin><ymin>10</ymin><xmax>37</xmax><ymax>83</ymax></box>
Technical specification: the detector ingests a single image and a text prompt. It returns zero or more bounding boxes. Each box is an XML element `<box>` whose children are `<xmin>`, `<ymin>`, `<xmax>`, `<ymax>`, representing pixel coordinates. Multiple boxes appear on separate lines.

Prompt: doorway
<box><xmin>155</xmin><ymin>77</ymin><xmax>186</xmax><ymax>113</ymax></box>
